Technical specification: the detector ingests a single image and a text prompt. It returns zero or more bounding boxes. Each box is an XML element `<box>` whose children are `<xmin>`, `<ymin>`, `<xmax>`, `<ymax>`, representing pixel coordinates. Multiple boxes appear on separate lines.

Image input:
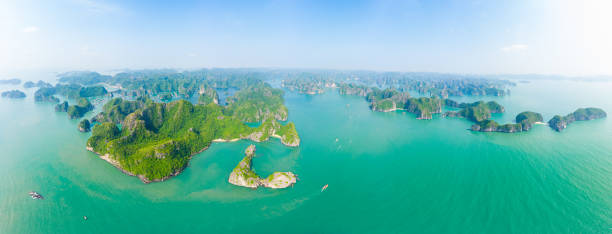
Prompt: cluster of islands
<box><xmin>0</xmin><ymin>70</ymin><xmax>607</xmax><ymax>188</ymax></box>
<box><xmin>281</xmin><ymin>76</ymin><xmax>606</xmax><ymax>133</ymax></box>
<box><xmin>3</xmin><ymin>72</ymin><xmax>300</xmax><ymax>186</ymax></box>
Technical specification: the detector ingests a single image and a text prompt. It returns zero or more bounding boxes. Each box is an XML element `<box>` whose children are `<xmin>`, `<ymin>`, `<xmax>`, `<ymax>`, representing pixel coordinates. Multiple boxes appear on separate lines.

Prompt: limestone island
<box><xmin>78</xmin><ymin>119</ymin><xmax>91</xmax><ymax>132</ymax></box>
<box><xmin>1</xmin><ymin>90</ymin><xmax>26</xmax><ymax>99</ymax></box>
<box><xmin>365</xmin><ymin>88</ymin><xmax>443</xmax><ymax>119</ymax></box>
<box><xmin>228</xmin><ymin>145</ymin><xmax>297</xmax><ymax>189</ymax></box>
<box><xmin>0</xmin><ymin>78</ymin><xmax>21</xmax><ymax>85</ymax></box>
<box><xmin>24</xmin><ymin>80</ymin><xmax>52</xmax><ymax>89</ymax></box>
<box><xmin>86</xmin><ymin>85</ymin><xmax>300</xmax><ymax>183</ymax></box>
<box><xmin>548</xmin><ymin>108</ymin><xmax>607</xmax><ymax>132</ymax></box>
<box><xmin>470</xmin><ymin>111</ymin><xmax>544</xmax><ymax>133</ymax></box>
<box><xmin>444</xmin><ymin>100</ymin><xmax>505</xmax><ymax>122</ymax></box>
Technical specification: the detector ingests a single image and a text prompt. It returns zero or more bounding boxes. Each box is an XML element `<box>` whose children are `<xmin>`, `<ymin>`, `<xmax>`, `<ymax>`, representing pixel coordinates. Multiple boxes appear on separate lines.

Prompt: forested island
<box><xmin>470</xmin><ymin>111</ymin><xmax>544</xmax><ymax>133</ymax></box>
<box><xmin>548</xmin><ymin>108</ymin><xmax>607</xmax><ymax>131</ymax></box>
<box><xmin>444</xmin><ymin>100</ymin><xmax>505</xmax><ymax>122</ymax></box>
<box><xmin>24</xmin><ymin>80</ymin><xmax>52</xmax><ymax>89</ymax></box>
<box><xmin>78</xmin><ymin>119</ymin><xmax>91</xmax><ymax>132</ymax></box>
<box><xmin>55</xmin><ymin>98</ymin><xmax>94</xmax><ymax>119</ymax></box>
<box><xmin>49</xmin><ymin>71</ymin><xmax>304</xmax><ymax>183</ymax></box>
<box><xmin>1</xmin><ymin>90</ymin><xmax>26</xmax><ymax>99</ymax></box>
<box><xmin>280</xmin><ymin>73</ymin><xmax>608</xmax><ymax>133</ymax></box>
<box><xmin>281</xmin><ymin>71</ymin><xmax>512</xmax><ymax>97</ymax></box>
<box><xmin>35</xmin><ymin>83</ymin><xmax>108</xmax><ymax>103</ymax></box>
<box><xmin>87</xmin><ymin>95</ymin><xmax>299</xmax><ymax>183</ymax></box>
<box><xmin>228</xmin><ymin>145</ymin><xmax>297</xmax><ymax>189</ymax></box>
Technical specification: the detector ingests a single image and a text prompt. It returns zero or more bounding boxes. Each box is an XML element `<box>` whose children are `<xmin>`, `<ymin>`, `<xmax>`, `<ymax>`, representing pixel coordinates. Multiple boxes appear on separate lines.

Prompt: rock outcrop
<box><xmin>1</xmin><ymin>90</ymin><xmax>26</xmax><ymax>99</ymax></box>
<box><xmin>55</xmin><ymin>101</ymin><xmax>69</xmax><ymax>112</ymax></box>
<box><xmin>78</xmin><ymin>119</ymin><xmax>91</xmax><ymax>132</ymax></box>
<box><xmin>228</xmin><ymin>145</ymin><xmax>297</xmax><ymax>189</ymax></box>
<box><xmin>548</xmin><ymin>108</ymin><xmax>606</xmax><ymax>132</ymax></box>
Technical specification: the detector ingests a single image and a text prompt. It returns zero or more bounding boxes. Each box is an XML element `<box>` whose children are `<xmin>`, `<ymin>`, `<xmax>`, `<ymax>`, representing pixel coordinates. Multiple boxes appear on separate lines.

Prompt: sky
<box><xmin>1</xmin><ymin>0</ymin><xmax>612</xmax><ymax>76</ymax></box>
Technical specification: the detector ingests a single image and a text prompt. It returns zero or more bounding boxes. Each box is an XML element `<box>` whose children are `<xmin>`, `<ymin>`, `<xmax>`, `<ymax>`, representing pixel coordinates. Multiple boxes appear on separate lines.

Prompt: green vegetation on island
<box><xmin>88</xmin><ymin>99</ymin><xmax>254</xmax><ymax>182</ymax></box>
<box><xmin>92</xmin><ymin>97</ymin><xmax>148</xmax><ymax>124</ymax></box>
<box><xmin>444</xmin><ymin>101</ymin><xmax>504</xmax><ymax>122</ymax></box>
<box><xmin>443</xmin><ymin>101</ymin><xmax>546</xmax><ymax>133</ymax></box>
<box><xmin>515</xmin><ymin>111</ymin><xmax>543</xmax><ymax>129</ymax></box>
<box><xmin>282</xmin><ymin>78</ymin><xmax>335</xmax><ymax>94</ymax></box>
<box><xmin>225</xmin><ymin>83</ymin><xmax>288</xmax><ymax>122</ymax></box>
<box><xmin>469</xmin><ymin>111</ymin><xmax>543</xmax><ymax>133</ymax></box>
<box><xmin>35</xmin><ymin>84</ymin><xmax>107</xmax><ymax>103</ymax></box>
<box><xmin>346</xmin><ymin>87</ymin><xmax>441</xmax><ymax>119</ymax></box>
<box><xmin>67</xmin><ymin>98</ymin><xmax>94</xmax><ymax>119</ymax></box>
<box><xmin>228</xmin><ymin>145</ymin><xmax>297</xmax><ymax>189</ymax></box>
<box><xmin>338</xmin><ymin>83</ymin><xmax>373</xmax><ymax>97</ymax></box>
<box><xmin>404</xmin><ymin>97</ymin><xmax>442</xmax><ymax>119</ymax></box>
<box><xmin>34</xmin><ymin>88</ymin><xmax>60</xmax><ymax>103</ymax></box>
<box><xmin>548</xmin><ymin>108</ymin><xmax>607</xmax><ymax>132</ymax></box>
<box><xmin>197</xmin><ymin>86</ymin><xmax>219</xmax><ymax>105</ymax></box>
<box><xmin>1</xmin><ymin>90</ymin><xmax>26</xmax><ymax>99</ymax></box>
<box><xmin>87</xmin><ymin>95</ymin><xmax>300</xmax><ymax>183</ymax></box>
<box><xmin>471</xmin><ymin>120</ymin><xmax>521</xmax><ymax>133</ymax></box>
<box><xmin>367</xmin><ymin>88</ymin><xmax>406</xmax><ymax>112</ymax></box>
<box><xmin>57</xmin><ymin>71</ymin><xmax>112</xmax><ymax>85</ymax></box>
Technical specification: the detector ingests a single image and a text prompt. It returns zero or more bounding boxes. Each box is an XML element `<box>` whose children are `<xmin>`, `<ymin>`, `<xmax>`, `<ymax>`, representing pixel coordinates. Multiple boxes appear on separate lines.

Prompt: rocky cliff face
<box><xmin>261</xmin><ymin>172</ymin><xmax>297</xmax><ymax>188</ymax></box>
<box><xmin>548</xmin><ymin>115</ymin><xmax>567</xmax><ymax>132</ymax></box>
<box><xmin>280</xmin><ymin>133</ymin><xmax>300</xmax><ymax>147</ymax></box>
<box><xmin>228</xmin><ymin>145</ymin><xmax>261</xmax><ymax>188</ymax></box>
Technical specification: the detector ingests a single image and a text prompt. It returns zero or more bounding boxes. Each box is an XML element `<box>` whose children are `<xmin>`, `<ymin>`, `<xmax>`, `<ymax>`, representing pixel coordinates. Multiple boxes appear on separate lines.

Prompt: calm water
<box><xmin>1</xmin><ymin>79</ymin><xmax>611</xmax><ymax>233</ymax></box>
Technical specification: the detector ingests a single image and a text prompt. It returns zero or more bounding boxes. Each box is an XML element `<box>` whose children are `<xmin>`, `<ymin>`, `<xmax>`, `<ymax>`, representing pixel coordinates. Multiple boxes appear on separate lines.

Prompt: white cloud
<box><xmin>501</xmin><ymin>44</ymin><xmax>528</xmax><ymax>52</ymax></box>
<box><xmin>72</xmin><ymin>0</ymin><xmax>122</xmax><ymax>14</ymax></box>
<box><xmin>21</xmin><ymin>26</ymin><xmax>39</xmax><ymax>33</ymax></box>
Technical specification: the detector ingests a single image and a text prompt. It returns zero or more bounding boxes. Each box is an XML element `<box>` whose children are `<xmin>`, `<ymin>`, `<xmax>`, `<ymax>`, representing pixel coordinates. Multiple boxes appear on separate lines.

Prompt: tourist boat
<box><xmin>321</xmin><ymin>184</ymin><xmax>328</xmax><ymax>192</ymax></box>
<box><xmin>29</xmin><ymin>191</ymin><xmax>43</xmax><ymax>199</ymax></box>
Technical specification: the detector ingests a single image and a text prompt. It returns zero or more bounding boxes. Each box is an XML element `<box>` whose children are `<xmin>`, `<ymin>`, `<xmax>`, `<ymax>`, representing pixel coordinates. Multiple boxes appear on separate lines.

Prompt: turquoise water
<box><xmin>1</xmin><ymin>80</ymin><xmax>611</xmax><ymax>233</ymax></box>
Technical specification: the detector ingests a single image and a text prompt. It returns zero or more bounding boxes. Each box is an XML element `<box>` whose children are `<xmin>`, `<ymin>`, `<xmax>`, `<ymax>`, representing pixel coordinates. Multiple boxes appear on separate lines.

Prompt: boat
<box><xmin>83</xmin><ymin>216</ymin><xmax>88</xmax><ymax>220</ymax></box>
<box><xmin>321</xmin><ymin>184</ymin><xmax>328</xmax><ymax>192</ymax></box>
<box><xmin>28</xmin><ymin>191</ymin><xmax>43</xmax><ymax>200</ymax></box>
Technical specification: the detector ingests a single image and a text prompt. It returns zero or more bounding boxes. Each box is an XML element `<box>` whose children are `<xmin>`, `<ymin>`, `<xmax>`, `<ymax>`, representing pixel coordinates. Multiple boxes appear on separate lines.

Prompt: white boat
<box><xmin>29</xmin><ymin>191</ymin><xmax>43</xmax><ymax>199</ymax></box>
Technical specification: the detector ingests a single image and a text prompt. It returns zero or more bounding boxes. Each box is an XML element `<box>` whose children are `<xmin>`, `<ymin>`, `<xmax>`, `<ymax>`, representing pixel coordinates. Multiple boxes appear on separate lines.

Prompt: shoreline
<box><xmin>212</xmin><ymin>138</ymin><xmax>240</xmax><ymax>142</ymax></box>
<box><xmin>86</xmin><ymin>145</ymin><xmax>208</xmax><ymax>184</ymax></box>
<box><xmin>86</xmin><ymin>134</ymin><xmax>299</xmax><ymax>184</ymax></box>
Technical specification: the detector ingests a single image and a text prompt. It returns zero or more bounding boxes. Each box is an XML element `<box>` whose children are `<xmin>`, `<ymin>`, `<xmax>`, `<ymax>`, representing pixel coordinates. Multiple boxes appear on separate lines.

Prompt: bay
<box><xmin>1</xmin><ymin>79</ymin><xmax>611</xmax><ymax>233</ymax></box>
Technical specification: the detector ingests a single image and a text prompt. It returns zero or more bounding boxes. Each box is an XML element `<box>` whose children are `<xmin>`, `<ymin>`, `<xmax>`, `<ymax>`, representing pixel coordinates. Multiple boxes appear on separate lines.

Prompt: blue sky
<box><xmin>2</xmin><ymin>0</ymin><xmax>612</xmax><ymax>75</ymax></box>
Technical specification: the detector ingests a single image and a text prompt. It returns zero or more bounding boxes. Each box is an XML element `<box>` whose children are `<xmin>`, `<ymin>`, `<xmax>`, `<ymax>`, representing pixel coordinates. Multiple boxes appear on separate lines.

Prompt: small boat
<box><xmin>83</xmin><ymin>216</ymin><xmax>88</xmax><ymax>220</ymax></box>
<box><xmin>321</xmin><ymin>184</ymin><xmax>328</xmax><ymax>192</ymax></box>
<box><xmin>28</xmin><ymin>191</ymin><xmax>43</xmax><ymax>200</ymax></box>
